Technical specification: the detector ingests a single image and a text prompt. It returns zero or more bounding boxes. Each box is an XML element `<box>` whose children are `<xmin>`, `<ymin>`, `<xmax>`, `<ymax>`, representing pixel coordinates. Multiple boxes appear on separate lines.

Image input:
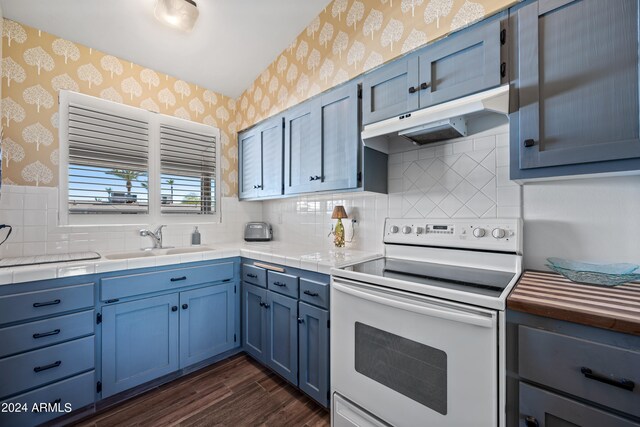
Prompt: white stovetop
<box><xmin>0</xmin><ymin>242</ymin><xmax>382</xmax><ymax>286</ymax></box>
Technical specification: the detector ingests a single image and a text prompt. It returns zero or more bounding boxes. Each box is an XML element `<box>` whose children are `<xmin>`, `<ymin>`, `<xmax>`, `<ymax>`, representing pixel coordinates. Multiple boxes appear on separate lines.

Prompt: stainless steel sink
<box><xmin>104</xmin><ymin>246</ymin><xmax>214</xmax><ymax>260</ymax></box>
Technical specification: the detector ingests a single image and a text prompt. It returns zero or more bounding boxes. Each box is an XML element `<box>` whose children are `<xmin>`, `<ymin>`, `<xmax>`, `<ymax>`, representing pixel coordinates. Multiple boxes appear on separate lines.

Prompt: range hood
<box><xmin>362</xmin><ymin>85</ymin><xmax>509</xmax><ymax>154</ymax></box>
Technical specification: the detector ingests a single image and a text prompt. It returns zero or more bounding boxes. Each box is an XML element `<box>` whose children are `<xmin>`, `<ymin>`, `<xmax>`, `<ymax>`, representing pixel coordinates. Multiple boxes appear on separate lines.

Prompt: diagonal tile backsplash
<box><xmin>388</xmin><ymin>124</ymin><xmax>521</xmax><ymax>219</ymax></box>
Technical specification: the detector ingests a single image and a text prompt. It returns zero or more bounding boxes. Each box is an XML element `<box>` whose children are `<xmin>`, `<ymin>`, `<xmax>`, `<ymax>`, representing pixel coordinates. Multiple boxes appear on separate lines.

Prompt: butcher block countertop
<box><xmin>508</xmin><ymin>270</ymin><xmax>640</xmax><ymax>336</ymax></box>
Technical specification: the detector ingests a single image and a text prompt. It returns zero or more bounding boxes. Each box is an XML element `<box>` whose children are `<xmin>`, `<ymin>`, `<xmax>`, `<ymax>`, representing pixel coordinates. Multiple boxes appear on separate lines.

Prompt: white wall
<box><xmin>522</xmin><ymin>175</ymin><xmax>640</xmax><ymax>270</ymax></box>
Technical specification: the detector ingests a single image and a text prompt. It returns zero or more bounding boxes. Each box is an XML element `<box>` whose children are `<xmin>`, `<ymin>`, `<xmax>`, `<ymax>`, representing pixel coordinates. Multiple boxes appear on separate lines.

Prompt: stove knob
<box><xmin>389</xmin><ymin>225</ymin><xmax>399</xmax><ymax>234</ymax></box>
<box><xmin>473</xmin><ymin>228</ymin><xmax>486</xmax><ymax>238</ymax></box>
<box><xmin>402</xmin><ymin>226</ymin><xmax>412</xmax><ymax>234</ymax></box>
<box><xmin>492</xmin><ymin>228</ymin><xmax>506</xmax><ymax>239</ymax></box>
<box><xmin>415</xmin><ymin>227</ymin><xmax>424</xmax><ymax>234</ymax></box>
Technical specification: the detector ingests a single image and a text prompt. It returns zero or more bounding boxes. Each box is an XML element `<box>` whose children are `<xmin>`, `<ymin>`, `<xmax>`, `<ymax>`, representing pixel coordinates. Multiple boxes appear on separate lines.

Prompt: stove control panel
<box><xmin>385</xmin><ymin>218</ymin><xmax>522</xmax><ymax>253</ymax></box>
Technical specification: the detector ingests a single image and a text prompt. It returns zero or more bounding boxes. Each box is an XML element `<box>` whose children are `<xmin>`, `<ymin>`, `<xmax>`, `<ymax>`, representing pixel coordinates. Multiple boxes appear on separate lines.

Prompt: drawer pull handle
<box><xmin>170</xmin><ymin>276</ymin><xmax>187</xmax><ymax>282</ymax></box>
<box><xmin>272</xmin><ymin>281</ymin><xmax>286</xmax><ymax>287</ymax></box>
<box><xmin>303</xmin><ymin>290</ymin><xmax>319</xmax><ymax>297</ymax></box>
<box><xmin>33</xmin><ymin>299</ymin><xmax>61</xmax><ymax>308</ymax></box>
<box><xmin>524</xmin><ymin>416</ymin><xmax>538</xmax><ymax>427</ymax></box>
<box><xmin>33</xmin><ymin>329</ymin><xmax>61</xmax><ymax>339</ymax></box>
<box><xmin>34</xmin><ymin>360</ymin><xmax>61</xmax><ymax>373</ymax></box>
<box><xmin>247</xmin><ymin>273</ymin><xmax>258</xmax><ymax>278</ymax></box>
<box><xmin>580</xmin><ymin>367</ymin><xmax>635</xmax><ymax>391</ymax></box>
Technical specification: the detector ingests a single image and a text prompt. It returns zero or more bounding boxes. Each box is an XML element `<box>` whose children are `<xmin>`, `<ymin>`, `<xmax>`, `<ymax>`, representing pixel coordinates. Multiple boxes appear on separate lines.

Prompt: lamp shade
<box><xmin>331</xmin><ymin>205</ymin><xmax>348</xmax><ymax>219</ymax></box>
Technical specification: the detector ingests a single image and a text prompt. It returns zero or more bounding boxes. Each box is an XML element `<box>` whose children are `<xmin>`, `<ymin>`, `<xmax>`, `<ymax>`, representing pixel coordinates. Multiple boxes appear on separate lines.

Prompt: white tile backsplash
<box><xmin>0</xmin><ymin>186</ymin><xmax>262</xmax><ymax>258</ymax></box>
<box><xmin>388</xmin><ymin>124</ymin><xmax>521</xmax><ymax>219</ymax></box>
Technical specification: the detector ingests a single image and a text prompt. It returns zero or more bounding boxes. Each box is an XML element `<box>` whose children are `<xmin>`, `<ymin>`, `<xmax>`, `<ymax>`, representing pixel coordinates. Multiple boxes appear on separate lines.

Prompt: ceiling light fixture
<box><xmin>154</xmin><ymin>0</ymin><xmax>199</xmax><ymax>32</ymax></box>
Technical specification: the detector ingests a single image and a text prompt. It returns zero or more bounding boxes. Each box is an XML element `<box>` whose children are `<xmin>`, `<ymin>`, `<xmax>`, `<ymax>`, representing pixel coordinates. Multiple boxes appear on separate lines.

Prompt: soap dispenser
<box><xmin>191</xmin><ymin>226</ymin><xmax>201</xmax><ymax>246</ymax></box>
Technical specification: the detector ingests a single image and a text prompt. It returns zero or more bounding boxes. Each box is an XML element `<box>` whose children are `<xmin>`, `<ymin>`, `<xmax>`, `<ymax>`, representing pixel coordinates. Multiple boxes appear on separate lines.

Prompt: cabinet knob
<box><xmin>171</xmin><ymin>306</ymin><xmax>178</xmax><ymax>312</ymax></box>
<box><xmin>420</xmin><ymin>82</ymin><xmax>429</xmax><ymax>90</ymax></box>
<box><xmin>182</xmin><ymin>304</ymin><xmax>188</xmax><ymax>310</ymax></box>
<box><xmin>524</xmin><ymin>139</ymin><xmax>535</xmax><ymax>148</ymax></box>
<box><xmin>309</xmin><ymin>176</ymin><xmax>315</xmax><ymax>181</ymax></box>
<box><xmin>263</xmin><ymin>303</ymin><xmax>270</xmax><ymax>309</ymax></box>
<box><xmin>408</xmin><ymin>86</ymin><xmax>418</xmax><ymax>94</ymax></box>
<box><xmin>298</xmin><ymin>318</ymin><xmax>304</xmax><ymax>324</ymax></box>
<box><xmin>524</xmin><ymin>416</ymin><xmax>538</xmax><ymax>427</ymax></box>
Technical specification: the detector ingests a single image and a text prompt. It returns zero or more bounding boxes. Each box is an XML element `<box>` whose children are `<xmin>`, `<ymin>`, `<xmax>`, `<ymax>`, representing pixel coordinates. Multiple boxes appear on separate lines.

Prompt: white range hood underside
<box><xmin>361</xmin><ymin>85</ymin><xmax>510</xmax><ymax>154</ymax></box>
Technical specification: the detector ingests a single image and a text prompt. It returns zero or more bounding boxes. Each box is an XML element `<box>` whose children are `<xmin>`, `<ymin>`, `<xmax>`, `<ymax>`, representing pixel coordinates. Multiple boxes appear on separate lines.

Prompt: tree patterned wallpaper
<box><xmin>1</xmin><ymin>0</ymin><xmax>513</xmax><ymax>196</ymax></box>
<box><xmin>236</xmin><ymin>0</ymin><xmax>513</xmax><ymax>131</ymax></box>
<box><xmin>1</xmin><ymin>19</ymin><xmax>239</xmax><ymax>195</ymax></box>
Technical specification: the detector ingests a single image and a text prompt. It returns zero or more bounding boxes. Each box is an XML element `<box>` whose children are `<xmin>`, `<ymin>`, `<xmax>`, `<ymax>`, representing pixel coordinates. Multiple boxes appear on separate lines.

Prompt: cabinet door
<box><xmin>298</xmin><ymin>302</ymin><xmax>329</xmax><ymax>407</ymax></box>
<box><xmin>516</xmin><ymin>0</ymin><xmax>640</xmax><ymax>171</ymax></box>
<box><xmin>179</xmin><ymin>283</ymin><xmax>236</xmax><ymax>369</ymax></box>
<box><xmin>319</xmin><ymin>83</ymin><xmax>359</xmax><ymax>192</ymax></box>
<box><xmin>242</xmin><ymin>283</ymin><xmax>267</xmax><ymax>363</ymax></box>
<box><xmin>284</xmin><ymin>98</ymin><xmax>321</xmax><ymax>195</ymax></box>
<box><xmin>101</xmin><ymin>294</ymin><xmax>179</xmax><ymax>397</ymax></box>
<box><xmin>265</xmin><ymin>291</ymin><xmax>298</xmax><ymax>385</ymax></box>
<box><xmin>519</xmin><ymin>383</ymin><xmax>638</xmax><ymax>427</ymax></box>
<box><xmin>418</xmin><ymin>19</ymin><xmax>501</xmax><ymax>108</ymax></box>
<box><xmin>259</xmin><ymin>117</ymin><xmax>284</xmax><ymax>198</ymax></box>
<box><xmin>238</xmin><ymin>129</ymin><xmax>261</xmax><ymax>200</ymax></box>
<box><xmin>362</xmin><ymin>57</ymin><xmax>419</xmax><ymax>125</ymax></box>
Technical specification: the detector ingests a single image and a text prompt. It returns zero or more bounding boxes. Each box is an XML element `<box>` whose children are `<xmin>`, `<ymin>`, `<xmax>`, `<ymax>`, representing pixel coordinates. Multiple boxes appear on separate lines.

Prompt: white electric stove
<box><xmin>330</xmin><ymin>218</ymin><xmax>522</xmax><ymax>427</ymax></box>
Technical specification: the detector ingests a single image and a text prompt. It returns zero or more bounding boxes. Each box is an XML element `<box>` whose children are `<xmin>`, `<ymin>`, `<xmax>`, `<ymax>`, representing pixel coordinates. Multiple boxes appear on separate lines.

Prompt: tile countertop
<box><xmin>508</xmin><ymin>270</ymin><xmax>640</xmax><ymax>336</ymax></box>
<box><xmin>0</xmin><ymin>243</ymin><xmax>382</xmax><ymax>286</ymax></box>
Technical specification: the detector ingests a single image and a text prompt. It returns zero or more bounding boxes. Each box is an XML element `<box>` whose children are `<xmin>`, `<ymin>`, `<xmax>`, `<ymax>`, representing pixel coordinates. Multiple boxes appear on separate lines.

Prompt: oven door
<box><xmin>331</xmin><ymin>277</ymin><xmax>498</xmax><ymax>427</ymax></box>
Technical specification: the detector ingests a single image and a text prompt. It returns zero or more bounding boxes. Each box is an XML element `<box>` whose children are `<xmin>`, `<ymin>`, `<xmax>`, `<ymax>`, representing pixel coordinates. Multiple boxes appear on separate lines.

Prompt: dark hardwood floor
<box><xmin>73</xmin><ymin>354</ymin><xmax>330</xmax><ymax>427</ymax></box>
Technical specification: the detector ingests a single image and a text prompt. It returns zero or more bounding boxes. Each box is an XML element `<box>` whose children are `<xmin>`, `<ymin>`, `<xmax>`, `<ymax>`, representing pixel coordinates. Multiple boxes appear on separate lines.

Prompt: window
<box><xmin>59</xmin><ymin>91</ymin><xmax>220</xmax><ymax>225</ymax></box>
<box><xmin>159</xmin><ymin>117</ymin><xmax>216</xmax><ymax>215</ymax></box>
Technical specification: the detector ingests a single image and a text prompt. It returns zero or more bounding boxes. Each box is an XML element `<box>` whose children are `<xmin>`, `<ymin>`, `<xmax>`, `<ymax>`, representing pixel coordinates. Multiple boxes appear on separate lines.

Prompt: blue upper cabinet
<box><xmin>238</xmin><ymin>129</ymin><xmax>261</xmax><ymax>200</ymax></box>
<box><xmin>284</xmin><ymin>83</ymin><xmax>359</xmax><ymax>196</ymax></box>
<box><xmin>101</xmin><ymin>293</ymin><xmax>179</xmax><ymax>398</ymax></box>
<box><xmin>179</xmin><ymin>283</ymin><xmax>236</xmax><ymax>369</ymax></box>
<box><xmin>417</xmin><ymin>19</ymin><xmax>501</xmax><ymax>108</ymax></box>
<box><xmin>511</xmin><ymin>0</ymin><xmax>640</xmax><ymax>180</ymax></box>
<box><xmin>362</xmin><ymin>57</ymin><xmax>419</xmax><ymax>126</ymax></box>
<box><xmin>362</xmin><ymin>18</ymin><xmax>503</xmax><ymax>125</ymax></box>
<box><xmin>238</xmin><ymin>116</ymin><xmax>284</xmax><ymax>200</ymax></box>
<box><xmin>318</xmin><ymin>83</ymin><xmax>359</xmax><ymax>192</ymax></box>
<box><xmin>284</xmin><ymin>98</ymin><xmax>322</xmax><ymax>195</ymax></box>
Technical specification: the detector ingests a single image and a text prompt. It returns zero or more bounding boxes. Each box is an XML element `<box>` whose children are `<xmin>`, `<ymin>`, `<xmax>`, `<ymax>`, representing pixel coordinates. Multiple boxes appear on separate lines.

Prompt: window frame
<box><xmin>59</xmin><ymin>90</ymin><xmax>221</xmax><ymax>226</ymax></box>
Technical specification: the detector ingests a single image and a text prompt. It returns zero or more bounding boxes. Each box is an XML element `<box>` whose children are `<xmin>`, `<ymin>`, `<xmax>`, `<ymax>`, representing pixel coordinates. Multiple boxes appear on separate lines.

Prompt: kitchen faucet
<box><xmin>139</xmin><ymin>225</ymin><xmax>168</xmax><ymax>249</ymax></box>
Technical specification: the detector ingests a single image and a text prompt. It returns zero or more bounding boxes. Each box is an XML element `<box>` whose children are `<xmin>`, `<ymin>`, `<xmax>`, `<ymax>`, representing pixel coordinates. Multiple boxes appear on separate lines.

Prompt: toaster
<box><xmin>244</xmin><ymin>222</ymin><xmax>273</xmax><ymax>242</ymax></box>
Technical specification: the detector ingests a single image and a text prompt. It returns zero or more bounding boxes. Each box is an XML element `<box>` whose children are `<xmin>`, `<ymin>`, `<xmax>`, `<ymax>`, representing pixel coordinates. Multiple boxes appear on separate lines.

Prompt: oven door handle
<box><xmin>333</xmin><ymin>281</ymin><xmax>494</xmax><ymax>328</ymax></box>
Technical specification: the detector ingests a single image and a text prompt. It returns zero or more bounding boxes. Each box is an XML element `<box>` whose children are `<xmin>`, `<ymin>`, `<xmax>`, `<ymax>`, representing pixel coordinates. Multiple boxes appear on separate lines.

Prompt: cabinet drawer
<box><xmin>0</xmin><ymin>336</ymin><xmax>94</xmax><ymax>399</ymax></box>
<box><xmin>519</xmin><ymin>382</ymin><xmax>638</xmax><ymax>427</ymax></box>
<box><xmin>299</xmin><ymin>278</ymin><xmax>329</xmax><ymax>309</ymax></box>
<box><xmin>0</xmin><ymin>310</ymin><xmax>94</xmax><ymax>358</ymax></box>
<box><xmin>101</xmin><ymin>262</ymin><xmax>234</xmax><ymax>301</ymax></box>
<box><xmin>267</xmin><ymin>271</ymin><xmax>298</xmax><ymax>298</ymax></box>
<box><xmin>0</xmin><ymin>284</ymin><xmax>94</xmax><ymax>326</ymax></box>
<box><xmin>0</xmin><ymin>370</ymin><xmax>95</xmax><ymax>427</ymax></box>
<box><xmin>519</xmin><ymin>325</ymin><xmax>640</xmax><ymax>418</ymax></box>
<box><xmin>242</xmin><ymin>264</ymin><xmax>266</xmax><ymax>288</ymax></box>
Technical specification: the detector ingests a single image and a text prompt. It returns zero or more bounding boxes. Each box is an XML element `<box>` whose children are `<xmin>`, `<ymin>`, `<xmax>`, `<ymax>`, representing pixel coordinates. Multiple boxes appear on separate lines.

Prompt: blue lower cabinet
<box><xmin>265</xmin><ymin>291</ymin><xmax>298</xmax><ymax>385</ymax></box>
<box><xmin>243</xmin><ymin>283</ymin><xmax>267</xmax><ymax>363</ymax></box>
<box><xmin>298</xmin><ymin>302</ymin><xmax>329</xmax><ymax>407</ymax></box>
<box><xmin>101</xmin><ymin>293</ymin><xmax>180</xmax><ymax>398</ymax></box>
<box><xmin>179</xmin><ymin>283</ymin><xmax>236</xmax><ymax>368</ymax></box>
<box><xmin>0</xmin><ymin>370</ymin><xmax>95</xmax><ymax>427</ymax></box>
